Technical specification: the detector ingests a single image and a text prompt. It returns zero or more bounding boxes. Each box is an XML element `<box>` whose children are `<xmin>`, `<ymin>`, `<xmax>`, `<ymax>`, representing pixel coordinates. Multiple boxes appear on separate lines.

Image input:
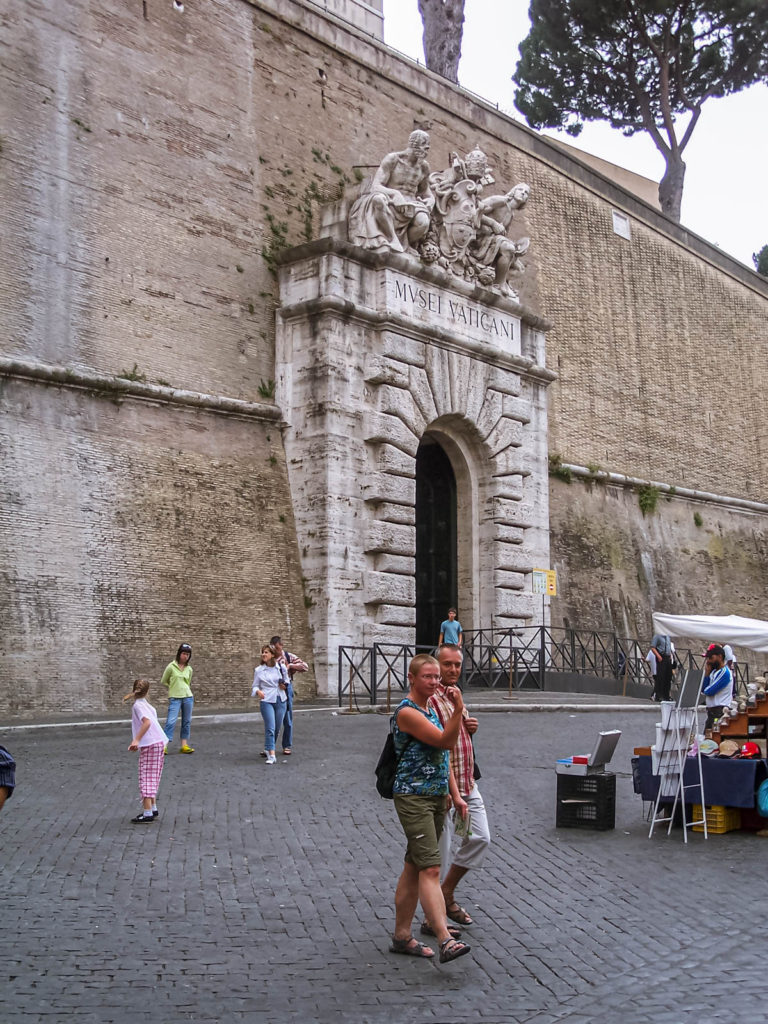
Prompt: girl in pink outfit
<box><xmin>125</xmin><ymin>679</ymin><xmax>167</xmax><ymax>824</ymax></box>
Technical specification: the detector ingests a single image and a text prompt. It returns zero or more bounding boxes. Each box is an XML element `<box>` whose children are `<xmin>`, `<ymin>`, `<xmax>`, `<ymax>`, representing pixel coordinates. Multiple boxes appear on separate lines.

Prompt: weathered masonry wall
<box><xmin>549</xmin><ymin>477</ymin><xmax>768</xmax><ymax>653</ymax></box>
<box><xmin>0</xmin><ymin>373</ymin><xmax>313</xmax><ymax>716</ymax></box>
<box><xmin>4</xmin><ymin>0</ymin><xmax>765</xmax><ymax>494</ymax></box>
<box><xmin>1</xmin><ymin>0</ymin><xmax>276</xmax><ymax>401</ymax></box>
<box><xmin>252</xmin><ymin>0</ymin><xmax>766</xmax><ymax>500</ymax></box>
<box><xmin>2</xmin><ymin>0</ymin><xmax>768</xmax><ymax>713</ymax></box>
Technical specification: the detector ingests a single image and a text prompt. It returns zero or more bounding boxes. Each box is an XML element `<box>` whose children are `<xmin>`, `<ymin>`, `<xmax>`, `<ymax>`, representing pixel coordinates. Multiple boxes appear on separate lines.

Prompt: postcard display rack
<box><xmin>648</xmin><ymin>695</ymin><xmax>708</xmax><ymax>842</ymax></box>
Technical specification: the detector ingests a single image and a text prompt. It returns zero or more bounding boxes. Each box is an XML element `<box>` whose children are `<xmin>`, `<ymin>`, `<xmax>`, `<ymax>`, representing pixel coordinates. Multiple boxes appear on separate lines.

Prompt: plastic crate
<box><xmin>556</xmin><ymin>772</ymin><xmax>615</xmax><ymax>830</ymax></box>
<box><xmin>692</xmin><ymin>804</ymin><xmax>741</xmax><ymax>834</ymax></box>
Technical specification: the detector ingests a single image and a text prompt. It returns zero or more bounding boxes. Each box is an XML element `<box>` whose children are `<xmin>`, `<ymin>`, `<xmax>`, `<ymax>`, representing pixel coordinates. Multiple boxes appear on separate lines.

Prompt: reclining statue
<box><xmin>348</xmin><ymin>130</ymin><xmax>434</xmax><ymax>255</ymax></box>
<box><xmin>471</xmin><ymin>183</ymin><xmax>531</xmax><ymax>297</ymax></box>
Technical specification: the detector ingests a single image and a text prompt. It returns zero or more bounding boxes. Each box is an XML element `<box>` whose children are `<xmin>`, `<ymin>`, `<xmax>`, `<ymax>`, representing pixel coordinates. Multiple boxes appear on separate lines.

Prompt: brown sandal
<box><xmin>389</xmin><ymin>936</ymin><xmax>434</xmax><ymax>958</ymax></box>
<box><xmin>445</xmin><ymin>902</ymin><xmax>473</xmax><ymax>925</ymax></box>
<box><xmin>439</xmin><ymin>937</ymin><xmax>471</xmax><ymax>963</ymax></box>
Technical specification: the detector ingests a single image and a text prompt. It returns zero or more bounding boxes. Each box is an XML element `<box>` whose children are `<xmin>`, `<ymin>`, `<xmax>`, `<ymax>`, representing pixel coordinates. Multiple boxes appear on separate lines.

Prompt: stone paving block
<box><xmin>3</xmin><ymin>710</ymin><xmax>768</xmax><ymax>1022</ymax></box>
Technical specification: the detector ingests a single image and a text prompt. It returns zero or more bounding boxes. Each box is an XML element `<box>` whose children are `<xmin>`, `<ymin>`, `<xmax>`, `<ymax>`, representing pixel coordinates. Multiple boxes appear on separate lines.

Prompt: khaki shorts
<box><xmin>393</xmin><ymin>793</ymin><xmax>447</xmax><ymax>869</ymax></box>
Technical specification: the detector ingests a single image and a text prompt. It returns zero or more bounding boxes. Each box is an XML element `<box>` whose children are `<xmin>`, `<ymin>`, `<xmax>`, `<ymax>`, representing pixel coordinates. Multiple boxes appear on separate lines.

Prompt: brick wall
<box><xmin>3</xmin><ymin>0</ymin><xmax>765</xmax><ymax>489</ymax></box>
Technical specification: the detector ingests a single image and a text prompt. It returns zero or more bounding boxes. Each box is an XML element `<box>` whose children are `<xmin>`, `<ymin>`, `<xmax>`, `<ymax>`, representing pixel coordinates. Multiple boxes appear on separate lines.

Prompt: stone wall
<box><xmin>0</xmin><ymin>374</ymin><xmax>313</xmax><ymax>716</ymax></box>
<box><xmin>2</xmin><ymin>0</ymin><xmax>767</xmax><ymax>711</ymax></box>
<box><xmin>549</xmin><ymin>475</ymin><xmax>768</xmax><ymax>659</ymax></box>
<box><xmin>247</xmin><ymin>0</ymin><xmax>766</xmax><ymax>498</ymax></box>
<box><xmin>2</xmin><ymin>0</ymin><xmax>276</xmax><ymax>399</ymax></box>
<box><xmin>7</xmin><ymin>0</ymin><xmax>763</xmax><ymax>472</ymax></box>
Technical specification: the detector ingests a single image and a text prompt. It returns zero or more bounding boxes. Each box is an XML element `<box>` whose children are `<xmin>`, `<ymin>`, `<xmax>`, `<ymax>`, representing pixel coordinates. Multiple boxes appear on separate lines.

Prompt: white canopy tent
<box><xmin>651</xmin><ymin>613</ymin><xmax>768</xmax><ymax>654</ymax></box>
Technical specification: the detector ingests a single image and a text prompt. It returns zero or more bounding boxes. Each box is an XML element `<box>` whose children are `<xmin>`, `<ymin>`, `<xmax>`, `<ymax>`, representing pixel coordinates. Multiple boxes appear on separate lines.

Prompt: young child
<box><xmin>124</xmin><ymin>679</ymin><xmax>166</xmax><ymax>824</ymax></box>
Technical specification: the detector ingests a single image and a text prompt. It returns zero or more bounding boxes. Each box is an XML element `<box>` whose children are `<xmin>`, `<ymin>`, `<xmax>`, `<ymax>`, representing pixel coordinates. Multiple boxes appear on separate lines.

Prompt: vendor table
<box><xmin>633</xmin><ymin>755</ymin><xmax>768</xmax><ymax>808</ymax></box>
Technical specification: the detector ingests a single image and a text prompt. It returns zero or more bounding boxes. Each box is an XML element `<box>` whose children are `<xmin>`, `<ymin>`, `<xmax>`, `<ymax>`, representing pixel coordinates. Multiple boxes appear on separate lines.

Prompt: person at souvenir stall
<box><xmin>702</xmin><ymin>645</ymin><xmax>733</xmax><ymax>731</ymax></box>
<box><xmin>649</xmin><ymin>632</ymin><xmax>675</xmax><ymax>702</ymax></box>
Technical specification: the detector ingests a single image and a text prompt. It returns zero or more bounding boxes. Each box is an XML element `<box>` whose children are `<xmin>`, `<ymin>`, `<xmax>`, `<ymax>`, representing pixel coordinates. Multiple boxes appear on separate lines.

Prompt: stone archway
<box><xmin>276</xmin><ymin>245</ymin><xmax>553</xmax><ymax>693</ymax></box>
<box><xmin>417</xmin><ymin>418</ymin><xmax>494</xmax><ymax>641</ymax></box>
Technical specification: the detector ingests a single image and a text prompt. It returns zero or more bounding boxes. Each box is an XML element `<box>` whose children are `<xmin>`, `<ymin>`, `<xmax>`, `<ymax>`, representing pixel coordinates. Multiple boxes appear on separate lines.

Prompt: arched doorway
<box><xmin>415</xmin><ymin>436</ymin><xmax>457</xmax><ymax>646</ymax></box>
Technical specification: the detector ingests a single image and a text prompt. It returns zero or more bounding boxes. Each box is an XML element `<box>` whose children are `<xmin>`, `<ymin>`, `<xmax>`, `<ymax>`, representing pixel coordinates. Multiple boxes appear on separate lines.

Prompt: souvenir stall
<box><xmin>634</xmin><ymin>613</ymin><xmax>768</xmax><ymax>836</ymax></box>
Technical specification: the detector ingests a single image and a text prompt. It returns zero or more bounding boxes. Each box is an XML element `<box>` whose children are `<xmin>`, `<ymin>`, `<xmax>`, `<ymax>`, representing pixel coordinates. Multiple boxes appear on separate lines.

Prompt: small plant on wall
<box><xmin>637</xmin><ymin>484</ymin><xmax>659</xmax><ymax>517</ymax></box>
<box><xmin>693</xmin><ymin>511</ymin><xmax>704</xmax><ymax>527</ymax></box>
<box><xmin>548</xmin><ymin>453</ymin><xmax>572</xmax><ymax>484</ymax></box>
<box><xmin>117</xmin><ymin>363</ymin><xmax>147</xmax><ymax>383</ymax></box>
<box><xmin>258</xmin><ymin>378</ymin><xmax>276</xmax><ymax>399</ymax></box>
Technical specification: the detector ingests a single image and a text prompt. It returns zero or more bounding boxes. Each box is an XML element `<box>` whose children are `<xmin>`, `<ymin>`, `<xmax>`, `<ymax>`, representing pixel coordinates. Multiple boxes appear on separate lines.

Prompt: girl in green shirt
<box><xmin>161</xmin><ymin>643</ymin><xmax>195</xmax><ymax>753</ymax></box>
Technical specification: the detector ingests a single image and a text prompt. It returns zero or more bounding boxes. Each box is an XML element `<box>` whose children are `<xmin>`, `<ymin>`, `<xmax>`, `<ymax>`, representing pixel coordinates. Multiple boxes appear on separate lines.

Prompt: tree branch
<box><xmin>625</xmin><ymin>0</ymin><xmax>663</xmax><ymax>60</ymax></box>
<box><xmin>678</xmin><ymin>104</ymin><xmax>703</xmax><ymax>152</ymax></box>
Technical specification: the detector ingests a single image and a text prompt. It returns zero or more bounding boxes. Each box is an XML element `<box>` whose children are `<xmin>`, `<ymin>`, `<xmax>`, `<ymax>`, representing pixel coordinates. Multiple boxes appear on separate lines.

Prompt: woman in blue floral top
<box><xmin>392</xmin><ymin>699</ymin><xmax>449</xmax><ymax>795</ymax></box>
<box><xmin>389</xmin><ymin>653</ymin><xmax>471</xmax><ymax>964</ymax></box>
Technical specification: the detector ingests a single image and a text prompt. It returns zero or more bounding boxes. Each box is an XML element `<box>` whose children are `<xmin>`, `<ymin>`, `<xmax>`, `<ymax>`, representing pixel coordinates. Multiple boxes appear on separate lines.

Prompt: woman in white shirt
<box><xmin>251</xmin><ymin>644</ymin><xmax>289</xmax><ymax>764</ymax></box>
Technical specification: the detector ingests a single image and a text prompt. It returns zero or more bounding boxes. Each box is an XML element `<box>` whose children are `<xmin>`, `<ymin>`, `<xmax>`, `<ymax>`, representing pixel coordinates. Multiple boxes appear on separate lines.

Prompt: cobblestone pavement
<box><xmin>2</xmin><ymin>707</ymin><xmax>766</xmax><ymax>1024</ymax></box>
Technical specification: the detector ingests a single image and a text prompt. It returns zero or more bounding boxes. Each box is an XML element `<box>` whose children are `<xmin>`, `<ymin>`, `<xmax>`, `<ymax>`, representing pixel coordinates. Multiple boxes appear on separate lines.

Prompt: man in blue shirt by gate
<box><xmin>439</xmin><ymin>608</ymin><xmax>463</xmax><ymax>648</ymax></box>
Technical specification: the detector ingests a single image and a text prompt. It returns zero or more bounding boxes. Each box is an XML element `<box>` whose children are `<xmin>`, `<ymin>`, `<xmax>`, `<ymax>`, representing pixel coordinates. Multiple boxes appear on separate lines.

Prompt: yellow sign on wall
<box><xmin>532</xmin><ymin>568</ymin><xmax>557</xmax><ymax>596</ymax></box>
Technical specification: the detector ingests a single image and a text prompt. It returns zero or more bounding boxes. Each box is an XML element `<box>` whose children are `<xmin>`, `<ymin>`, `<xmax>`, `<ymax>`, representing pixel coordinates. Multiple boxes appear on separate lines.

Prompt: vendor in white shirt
<box><xmin>702</xmin><ymin>644</ymin><xmax>733</xmax><ymax>731</ymax></box>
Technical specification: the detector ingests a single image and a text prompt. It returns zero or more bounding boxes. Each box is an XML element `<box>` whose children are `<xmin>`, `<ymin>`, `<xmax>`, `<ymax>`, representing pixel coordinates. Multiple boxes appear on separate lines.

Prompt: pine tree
<box><xmin>514</xmin><ymin>1</ymin><xmax>768</xmax><ymax>221</ymax></box>
<box><xmin>417</xmin><ymin>0</ymin><xmax>466</xmax><ymax>83</ymax></box>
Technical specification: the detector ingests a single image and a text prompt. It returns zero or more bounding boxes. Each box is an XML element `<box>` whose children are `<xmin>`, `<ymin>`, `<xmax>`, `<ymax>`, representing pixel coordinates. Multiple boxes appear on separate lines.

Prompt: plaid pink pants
<box><xmin>138</xmin><ymin>742</ymin><xmax>165</xmax><ymax>798</ymax></box>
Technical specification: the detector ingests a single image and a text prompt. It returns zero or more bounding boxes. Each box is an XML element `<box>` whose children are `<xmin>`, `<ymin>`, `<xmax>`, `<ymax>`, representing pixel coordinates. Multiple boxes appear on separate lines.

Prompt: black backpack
<box><xmin>375</xmin><ymin>707</ymin><xmax>411</xmax><ymax>799</ymax></box>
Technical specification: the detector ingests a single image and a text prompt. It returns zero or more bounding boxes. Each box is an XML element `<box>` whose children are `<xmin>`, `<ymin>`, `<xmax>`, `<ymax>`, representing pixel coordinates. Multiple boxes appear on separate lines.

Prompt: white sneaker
<box><xmin>265</xmin><ymin>754</ymin><xmax>276</xmax><ymax>764</ymax></box>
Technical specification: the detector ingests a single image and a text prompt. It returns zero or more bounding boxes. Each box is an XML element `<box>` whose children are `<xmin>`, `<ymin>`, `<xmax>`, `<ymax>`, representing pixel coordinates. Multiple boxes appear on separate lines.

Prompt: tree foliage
<box><xmin>417</xmin><ymin>0</ymin><xmax>466</xmax><ymax>84</ymax></box>
<box><xmin>514</xmin><ymin>1</ymin><xmax>768</xmax><ymax>221</ymax></box>
<box><xmin>753</xmin><ymin>244</ymin><xmax>768</xmax><ymax>276</ymax></box>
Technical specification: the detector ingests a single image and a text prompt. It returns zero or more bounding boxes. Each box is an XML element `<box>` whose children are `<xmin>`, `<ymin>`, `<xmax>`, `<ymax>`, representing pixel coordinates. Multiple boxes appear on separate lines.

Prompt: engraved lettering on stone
<box><xmin>390</xmin><ymin>276</ymin><xmax>520</xmax><ymax>349</ymax></box>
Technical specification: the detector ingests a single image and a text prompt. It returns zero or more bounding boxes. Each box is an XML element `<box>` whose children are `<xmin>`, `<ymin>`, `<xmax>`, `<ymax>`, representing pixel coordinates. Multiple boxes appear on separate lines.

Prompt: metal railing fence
<box><xmin>337</xmin><ymin>626</ymin><xmax>750</xmax><ymax>705</ymax></box>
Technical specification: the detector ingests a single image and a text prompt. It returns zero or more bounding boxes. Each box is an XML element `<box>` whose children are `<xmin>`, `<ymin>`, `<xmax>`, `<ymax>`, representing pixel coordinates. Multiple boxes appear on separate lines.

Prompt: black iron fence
<box><xmin>337</xmin><ymin>626</ymin><xmax>750</xmax><ymax>706</ymax></box>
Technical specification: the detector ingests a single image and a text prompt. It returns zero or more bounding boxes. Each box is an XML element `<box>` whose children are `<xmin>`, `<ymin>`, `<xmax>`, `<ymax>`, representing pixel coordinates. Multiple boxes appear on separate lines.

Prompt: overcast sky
<box><xmin>382</xmin><ymin>1</ymin><xmax>767</xmax><ymax>269</ymax></box>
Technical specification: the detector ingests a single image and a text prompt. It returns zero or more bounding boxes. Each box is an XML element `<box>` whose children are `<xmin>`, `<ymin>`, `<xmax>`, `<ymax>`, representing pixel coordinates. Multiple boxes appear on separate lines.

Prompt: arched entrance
<box><xmin>415</xmin><ymin>435</ymin><xmax>457</xmax><ymax>646</ymax></box>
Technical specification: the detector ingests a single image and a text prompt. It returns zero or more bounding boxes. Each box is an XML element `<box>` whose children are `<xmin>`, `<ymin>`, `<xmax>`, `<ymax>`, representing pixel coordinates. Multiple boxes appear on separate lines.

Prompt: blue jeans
<box><xmin>279</xmin><ymin>682</ymin><xmax>294</xmax><ymax>750</ymax></box>
<box><xmin>260</xmin><ymin>699</ymin><xmax>287</xmax><ymax>752</ymax></box>
<box><xmin>164</xmin><ymin>696</ymin><xmax>193</xmax><ymax>743</ymax></box>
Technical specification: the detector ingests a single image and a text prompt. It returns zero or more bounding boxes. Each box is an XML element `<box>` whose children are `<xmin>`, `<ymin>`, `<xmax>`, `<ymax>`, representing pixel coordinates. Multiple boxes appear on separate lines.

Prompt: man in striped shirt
<box><xmin>427</xmin><ymin>645</ymin><xmax>492</xmax><ymax>928</ymax></box>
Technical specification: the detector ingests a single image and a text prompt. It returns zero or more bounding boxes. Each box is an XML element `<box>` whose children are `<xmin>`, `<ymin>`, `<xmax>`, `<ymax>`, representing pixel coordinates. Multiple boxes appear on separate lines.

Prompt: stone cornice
<box><xmin>279</xmin><ymin>292</ymin><xmax>557</xmax><ymax>387</ymax></box>
<box><xmin>276</xmin><ymin>236</ymin><xmax>552</xmax><ymax>332</ymax></box>
<box><xmin>277</xmin><ymin>239</ymin><xmax>557</xmax><ymax>387</ymax></box>
<box><xmin>561</xmin><ymin>462</ymin><xmax>768</xmax><ymax>515</ymax></box>
<box><xmin>0</xmin><ymin>357</ymin><xmax>283</xmax><ymax>424</ymax></box>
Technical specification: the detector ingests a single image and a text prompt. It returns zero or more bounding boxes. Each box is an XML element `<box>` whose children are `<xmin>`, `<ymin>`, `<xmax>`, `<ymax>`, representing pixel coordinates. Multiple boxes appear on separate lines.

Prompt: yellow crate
<box><xmin>692</xmin><ymin>804</ymin><xmax>741</xmax><ymax>834</ymax></box>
